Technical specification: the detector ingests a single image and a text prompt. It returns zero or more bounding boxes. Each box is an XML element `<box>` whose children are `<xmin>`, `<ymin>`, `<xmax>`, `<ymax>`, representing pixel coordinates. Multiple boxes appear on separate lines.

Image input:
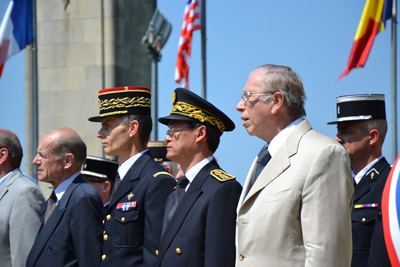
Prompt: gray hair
<box><xmin>250</xmin><ymin>64</ymin><xmax>306</xmax><ymax>119</ymax></box>
<box><xmin>54</xmin><ymin>133</ymin><xmax>87</xmax><ymax>168</ymax></box>
<box><xmin>160</xmin><ymin>161</ymin><xmax>180</xmax><ymax>177</ymax></box>
<box><xmin>360</xmin><ymin>119</ymin><xmax>388</xmax><ymax>144</ymax></box>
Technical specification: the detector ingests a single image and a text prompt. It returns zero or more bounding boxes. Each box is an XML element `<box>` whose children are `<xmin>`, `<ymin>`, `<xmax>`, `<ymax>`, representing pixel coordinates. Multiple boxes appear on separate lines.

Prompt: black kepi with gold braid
<box><xmin>88</xmin><ymin>86</ymin><xmax>151</xmax><ymax>122</ymax></box>
<box><xmin>148</xmin><ymin>141</ymin><xmax>168</xmax><ymax>163</ymax></box>
<box><xmin>158</xmin><ymin>88</ymin><xmax>235</xmax><ymax>135</ymax></box>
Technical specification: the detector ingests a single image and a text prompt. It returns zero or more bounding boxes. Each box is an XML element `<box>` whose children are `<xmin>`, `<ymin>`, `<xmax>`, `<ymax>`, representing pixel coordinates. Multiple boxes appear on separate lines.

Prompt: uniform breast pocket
<box><xmin>352</xmin><ymin>208</ymin><xmax>378</xmax><ymax>249</ymax></box>
<box><xmin>263</xmin><ymin>188</ymin><xmax>294</xmax><ymax>203</ymax></box>
<box><xmin>113</xmin><ymin>210</ymin><xmax>141</xmax><ymax>247</ymax></box>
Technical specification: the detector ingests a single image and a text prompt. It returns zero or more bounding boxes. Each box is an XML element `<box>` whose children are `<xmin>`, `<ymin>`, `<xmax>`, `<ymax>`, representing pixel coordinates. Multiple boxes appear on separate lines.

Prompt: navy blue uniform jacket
<box><xmin>26</xmin><ymin>174</ymin><xmax>104</xmax><ymax>267</ymax></box>
<box><xmin>351</xmin><ymin>157</ymin><xmax>391</xmax><ymax>267</ymax></box>
<box><xmin>157</xmin><ymin>159</ymin><xmax>242</xmax><ymax>267</ymax></box>
<box><xmin>101</xmin><ymin>151</ymin><xmax>176</xmax><ymax>267</ymax></box>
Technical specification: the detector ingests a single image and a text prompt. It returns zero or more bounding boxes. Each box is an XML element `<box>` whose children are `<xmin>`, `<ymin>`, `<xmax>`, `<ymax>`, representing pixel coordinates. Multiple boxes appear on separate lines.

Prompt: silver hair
<box><xmin>250</xmin><ymin>64</ymin><xmax>306</xmax><ymax>119</ymax></box>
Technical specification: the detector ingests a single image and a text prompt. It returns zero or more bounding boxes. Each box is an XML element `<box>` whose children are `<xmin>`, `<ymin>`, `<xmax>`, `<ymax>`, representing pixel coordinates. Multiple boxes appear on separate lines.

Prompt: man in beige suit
<box><xmin>235</xmin><ymin>64</ymin><xmax>354</xmax><ymax>267</ymax></box>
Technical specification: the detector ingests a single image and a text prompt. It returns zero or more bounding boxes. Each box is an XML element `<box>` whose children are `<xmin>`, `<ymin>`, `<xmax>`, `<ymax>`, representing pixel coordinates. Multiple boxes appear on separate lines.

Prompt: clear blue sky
<box><xmin>0</xmin><ymin>1</ymin><xmax>399</xmax><ymax>185</ymax></box>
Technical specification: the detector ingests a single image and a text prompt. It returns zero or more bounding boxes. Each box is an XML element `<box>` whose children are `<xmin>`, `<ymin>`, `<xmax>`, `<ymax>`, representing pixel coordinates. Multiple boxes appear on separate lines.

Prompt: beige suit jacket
<box><xmin>236</xmin><ymin>119</ymin><xmax>353</xmax><ymax>267</ymax></box>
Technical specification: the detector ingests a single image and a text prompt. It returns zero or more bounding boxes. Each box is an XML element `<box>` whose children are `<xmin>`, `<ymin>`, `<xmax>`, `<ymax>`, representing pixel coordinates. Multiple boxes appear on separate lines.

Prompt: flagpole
<box><xmin>31</xmin><ymin>0</ymin><xmax>38</xmax><ymax>178</ymax></box>
<box><xmin>201</xmin><ymin>0</ymin><xmax>207</xmax><ymax>99</ymax></box>
<box><xmin>24</xmin><ymin>0</ymin><xmax>38</xmax><ymax>179</ymax></box>
<box><xmin>391</xmin><ymin>0</ymin><xmax>398</xmax><ymax>161</ymax></box>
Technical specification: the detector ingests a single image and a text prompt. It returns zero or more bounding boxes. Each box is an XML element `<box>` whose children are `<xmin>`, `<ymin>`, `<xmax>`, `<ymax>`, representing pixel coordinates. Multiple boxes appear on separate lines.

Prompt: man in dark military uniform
<box><xmin>148</xmin><ymin>141</ymin><xmax>180</xmax><ymax>178</ymax></box>
<box><xmin>156</xmin><ymin>88</ymin><xmax>243</xmax><ymax>267</ymax></box>
<box><xmin>328</xmin><ymin>94</ymin><xmax>391</xmax><ymax>267</ymax></box>
<box><xmin>82</xmin><ymin>155</ymin><xmax>119</xmax><ymax>210</ymax></box>
<box><xmin>89</xmin><ymin>86</ymin><xmax>176</xmax><ymax>267</ymax></box>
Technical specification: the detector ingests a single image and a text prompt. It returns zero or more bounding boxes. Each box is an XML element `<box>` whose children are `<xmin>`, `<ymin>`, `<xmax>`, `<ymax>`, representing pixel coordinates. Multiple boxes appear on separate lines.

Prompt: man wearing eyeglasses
<box><xmin>81</xmin><ymin>155</ymin><xmax>119</xmax><ymax>211</ymax></box>
<box><xmin>235</xmin><ymin>64</ymin><xmax>354</xmax><ymax>267</ymax></box>
<box><xmin>156</xmin><ymin>88</ymin><xmax>242</xmax><ymax>267</ymax></box>
<box><xmin>88</xmin><ymin>86</ymin><xmax>176</xmax><ymax>267</ymax></box>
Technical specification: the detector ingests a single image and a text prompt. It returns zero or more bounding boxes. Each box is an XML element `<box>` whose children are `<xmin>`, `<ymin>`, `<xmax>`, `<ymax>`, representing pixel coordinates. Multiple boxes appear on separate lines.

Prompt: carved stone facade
<box><xmin>31</xmin><ymin>0</ymin><xmax>155</xmax><ymax>196</ymax></box>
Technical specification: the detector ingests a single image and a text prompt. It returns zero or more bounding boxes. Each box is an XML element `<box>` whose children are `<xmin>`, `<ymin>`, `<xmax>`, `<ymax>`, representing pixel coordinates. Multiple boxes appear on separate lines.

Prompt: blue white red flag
<box><xmin>0</xmin><ymin>0</ymin><xmax>32</xmax><ymax>78</ymax></box>
<box><xmin>174</xmin><ymin>0</ymin><xmax>200</xmax><ymax>89</ymax></box>
<box><xmin>382</xmin><ymin>153</ymin><xmax>400</xmax><ymax>266</ymax></box>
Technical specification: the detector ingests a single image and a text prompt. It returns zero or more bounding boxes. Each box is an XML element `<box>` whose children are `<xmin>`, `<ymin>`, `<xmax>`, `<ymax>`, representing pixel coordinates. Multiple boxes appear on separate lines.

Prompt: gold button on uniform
<box><xmin>121</xmin><ymin>217</ymin><xmax>126</xmax><ymax>223</ymax></box>
<box><xmin>155</xmin><ymin>250</ymin><xmax>159</xmax><ymax>255</ymax></box>
<box><xmin>106</xmin><ymin>215</ymin><xmax>111</xmax><ymax>221</ymax></box>
<box><xmin>104</xmin><ymin>234</ymin><xmax>108</xmax><ymax>241</ymax></box>
<box><xmin>239</xmin><ymin>254</ymin><xmax>244</xmax><ymax>261</ymax></box>
<box><xmin>102</xmin><ymin>220</ymin><xmax>105</xmax><ymax>224</ymax></box>
<box><xmin>176</xmin><ymin>248</ymin><xmax>182</xmax><ymax>254</ymax></box>
<box><xmin>362</xmin><ymin>218</ymin><xmax>366</xmax><ymax>222</ymax></box>
<box><xmin>102</xmin><ymin>254</ymin><xmax>106</xmax><ymax>261</ymax></box>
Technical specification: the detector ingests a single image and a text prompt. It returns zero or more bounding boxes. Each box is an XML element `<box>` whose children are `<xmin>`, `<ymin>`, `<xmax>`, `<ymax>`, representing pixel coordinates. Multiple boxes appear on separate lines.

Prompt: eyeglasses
<box><xmin>166</xmin><ymin>127</ymin><xmax>192</xmax><ymax>137</ymax></box>
<box><xmin>241</xmin><ymin>91</ymin><xmax>273</xmax><ymax>104</ymax></box>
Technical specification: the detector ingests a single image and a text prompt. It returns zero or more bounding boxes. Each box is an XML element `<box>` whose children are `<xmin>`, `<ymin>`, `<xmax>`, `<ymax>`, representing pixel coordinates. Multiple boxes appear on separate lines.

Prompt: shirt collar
<box><xmin>118</xmin><ymin>149</ymin><xmax>148</xmax><ymax>180</ymax></box>
<box><xmin>268</xmin><ymin>117</ymin><xmax>304</xmax><ymax>157</ymax></box>
<box><xmin>353</xmin><ymin>156</ymin><xmax>383</xmax><ymax>184</ymax></box>
<box><xmin>183</xmin><ymin>156</ymin><xmax>213</xmax><ymax>190</ymax></box>
<box><xmin>0</xmin><ymin>168</ymin><xmax>19</xmax><ymax>189</ymax></box>
<box><xmin>54</xmin><ymin>172</ymin><xmax>80</xmax><ymax>203</ymax></box>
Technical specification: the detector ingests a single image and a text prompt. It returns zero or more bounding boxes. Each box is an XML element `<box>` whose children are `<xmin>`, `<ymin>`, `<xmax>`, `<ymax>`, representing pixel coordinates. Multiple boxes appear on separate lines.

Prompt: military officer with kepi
<box><xmin>157</xmin><ymin>88</ymin><xmax>243</xmax><ymax>267</ymax></box>
<box><xmin>148</xmin><ymin>141</ymin><xmax>180</xmax><ymax>178</ymax></box>
<box><xmin>328</xmin><ymin>94</ymin><xmax>391</xmax><ymax>266</ymax></box>
<box><xmin>89</xmin><ymin>86</ymin><xmax>176</xmax><ymax>267</ymax></box>
<box><xmin>81</xmin><ymin>155</ymin><xmax>119</xmax><ymax>210</ymax></box>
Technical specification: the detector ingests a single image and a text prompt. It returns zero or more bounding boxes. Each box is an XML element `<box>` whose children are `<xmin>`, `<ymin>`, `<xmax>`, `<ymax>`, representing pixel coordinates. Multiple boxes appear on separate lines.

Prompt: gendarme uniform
<box><xmin>148</xmin><ymin>141</ymin><xmax>168</xmax><ymax>163</ymax></box>
<box><xmin>81</xmin><ymin>155</ymin><xmax>119</xmax><ymax>211</ymax></box>
<box><xmin>328</xmin><ymin>94</ymin><xmax>391</xmax><ymax>267</ymax></box>
<box><xmin>156</xmin><ymin>88</ymin><xmax>243</xmax><ymax>267</ymax></box>
<box><xmin>89</xmin><ymin>87</ymin><xmax>176</xmax><ymax>267</ymax></box>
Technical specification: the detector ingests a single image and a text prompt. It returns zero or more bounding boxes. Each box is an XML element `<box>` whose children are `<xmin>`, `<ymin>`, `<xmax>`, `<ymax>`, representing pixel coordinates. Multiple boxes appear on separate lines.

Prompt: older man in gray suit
<box><xmin>0</xmin><ymin>129</ymin><xmax>45</xmax><ymax>267</ymax></box>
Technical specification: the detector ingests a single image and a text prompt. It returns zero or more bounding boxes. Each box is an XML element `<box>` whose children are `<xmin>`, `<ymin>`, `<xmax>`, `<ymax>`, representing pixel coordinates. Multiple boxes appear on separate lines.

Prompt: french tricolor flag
<box><xmin>0</xmin><ymin>0</ymin><xmax>32</xmax><ymax>78</ymax></box>
<box><xmin>382</xmin><ymin>153</ymin><xmax>400</xmax><ymax>266</ymax></box>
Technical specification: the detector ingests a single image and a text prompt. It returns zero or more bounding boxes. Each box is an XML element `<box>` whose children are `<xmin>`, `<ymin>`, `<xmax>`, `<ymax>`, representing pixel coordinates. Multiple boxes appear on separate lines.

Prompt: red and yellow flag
<box><xmin>339</xmin><ymin>0</ymin><xmax>392</xmax><ymax>79</ymax></box>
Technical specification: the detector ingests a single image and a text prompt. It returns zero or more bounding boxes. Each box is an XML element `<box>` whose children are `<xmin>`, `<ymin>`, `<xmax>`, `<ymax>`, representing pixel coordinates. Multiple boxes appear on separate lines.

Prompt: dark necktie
<box><xmin>167</xmin><ymin>175</ymin><xmax>189</xmax><ymax>223</ymax></box>
<box><xmin>254</xmin><ymin>146</ymin><xmax>271</xmax><ymax>180</ymax></box>
<box><xmin>44</xmin><ymin>191</ymin><xmax>57</xmax><ymax>225</ymax></box>
<box><xmin>113</xmin><ymin>172</ymin><xmax>121</xmax><ymax>193</ymax></box>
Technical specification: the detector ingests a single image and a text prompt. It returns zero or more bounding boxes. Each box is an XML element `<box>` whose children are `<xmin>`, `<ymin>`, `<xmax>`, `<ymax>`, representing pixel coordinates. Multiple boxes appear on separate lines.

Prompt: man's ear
<box><xmin>164</xmin><ymin>165</ymin><xmax>173</xmax><ymax>175</ymax></box>
<box><xmin>271</xmin><ymin>92</ymin><xmax>285</xmax><ymax>115</ymax></box>
<box><xmin>104</xmin><ymin>180</ymin><xmax>111</xmax><ymax>193</ymax></box>
<box><xmin>129</xmin><ymin>120</ymin><xmax>139</xmax><ymax>137</ymax></box>
<box><xmin>196</xmin><ymin>125</ymin><xmax>207</xmax><ymax>142</ymax></box>
<box><xmin>0</xmin><ymin>148</ymin><xmax>9</xmax><ymax>165</ymax></box>
<box><xmin>64</xmin><ymin>153</ymin><xmax>74</xmax><ymax>169</ymax></box>
<box><xmin>369</xmin><ymin>129</ymin><xmax>380</xmax><ymax>146</ymax></box>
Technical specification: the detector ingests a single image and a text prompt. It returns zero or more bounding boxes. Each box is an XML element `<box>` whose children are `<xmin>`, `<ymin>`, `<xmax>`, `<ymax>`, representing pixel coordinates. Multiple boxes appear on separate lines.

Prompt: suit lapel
<box><xmin>237</xmin><ymin>159</ymin><xmax>257</xmax><ymax>211</ymax></box>
<box><xmin>0</xmin><ymin>170</ymin><xmax>21</xmax><ymax>201</ymax></box>
<box><xmin>239</xmin><ymin>120</ymin><xmax>312</xmax><ymax>211</ymax></box>
<box><xmin>354</xmin><ymin>158</ymin><xmax>390</xmax><ymax>201</ymax></box>
<box><xmin>354</xmin><ymin>177</ymin><xmax>370</xmax><ymax>201</ymax></box>
<box><xmin>158</xmin><ymin>161</ymin><xmax>217</xmax><ymax>262</ymax></box>
<box><xmin>109</xmin><ymin>152</ymin><xmax>152</xmax><ymax>207</ymax></box>
<box><xmin>28</xmin><ymin>175</ymin><xmax>82</xmax><ymax>264</ymax></box>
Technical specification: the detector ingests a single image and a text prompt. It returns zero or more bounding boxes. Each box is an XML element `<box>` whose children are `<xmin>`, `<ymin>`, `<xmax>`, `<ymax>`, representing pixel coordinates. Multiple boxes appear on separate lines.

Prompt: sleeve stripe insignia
<box><xmin>210</xmin><ymin>169</ymin><xmax>235</xmax><ymax>182</ymax></box>
<box><xmin>153</xmin><ymin>171</ymin><xmax>174</xmax><ymax>178</ymax></box>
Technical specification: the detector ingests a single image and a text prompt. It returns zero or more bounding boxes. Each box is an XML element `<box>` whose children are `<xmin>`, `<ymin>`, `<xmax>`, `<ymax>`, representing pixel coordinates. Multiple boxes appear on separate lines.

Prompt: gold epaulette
<box><xmin>210</xmin><ymin>169</ymin><xmax>235</xmax><ymax>182</ymax></box>
<box><xmin>153</xmin><ymin>171</ymin><xmax>174</xmax><ymax>178</ymax></box>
